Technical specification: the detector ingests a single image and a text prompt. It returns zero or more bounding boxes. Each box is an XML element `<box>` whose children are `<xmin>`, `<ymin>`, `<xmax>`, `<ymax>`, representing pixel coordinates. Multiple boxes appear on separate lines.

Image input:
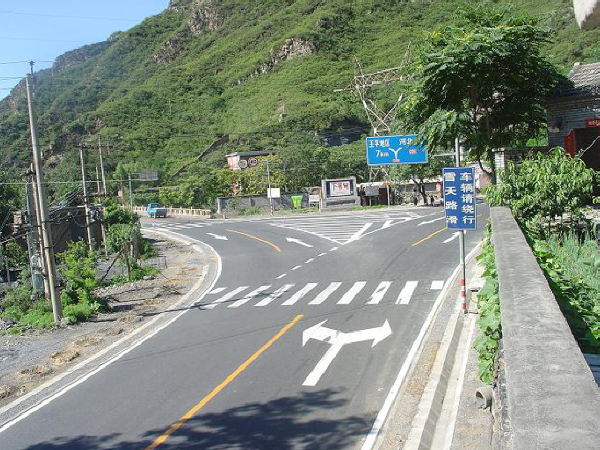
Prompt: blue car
<box><xmin>147</xmin><ymin>203</ymin><xmax>167</xmax><ymax>218</ymax></box>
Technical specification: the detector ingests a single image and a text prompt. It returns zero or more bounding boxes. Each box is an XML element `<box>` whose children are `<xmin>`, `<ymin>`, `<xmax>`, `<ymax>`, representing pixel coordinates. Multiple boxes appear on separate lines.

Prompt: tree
<box><xmin>395</xmin><ymin>4</ymin><xmax>566</xmax><ymax>182</ymax></box>
<box><xmin>0</xmin><ymin>169</ymin><xmax>22</xmax><ymax>233</ymax></box>
<box><xmin>390</xmin><ymin>156</ymin><xmax>453</xmax><ymax>204</ymax></box>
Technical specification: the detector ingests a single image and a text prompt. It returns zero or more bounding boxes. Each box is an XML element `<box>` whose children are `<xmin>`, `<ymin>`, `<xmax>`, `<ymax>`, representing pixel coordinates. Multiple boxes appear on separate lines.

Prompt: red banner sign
<box><xmin>564</xmin><ymin>130</ymin><xmax>576</xmax><ymax>157</ymax></box>
<box><xmin>586</xmin><ymin>118</ymin><xmax>600</xmax><ymax>128</ymax></box>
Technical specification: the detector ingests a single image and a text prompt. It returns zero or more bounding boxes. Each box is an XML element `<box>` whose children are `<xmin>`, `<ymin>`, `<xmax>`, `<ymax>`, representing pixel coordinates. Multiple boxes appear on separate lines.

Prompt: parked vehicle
<box><xmin>147</xmin><ymin>203</ymin><xmax>167</xmax><ymax>218</ymax></box>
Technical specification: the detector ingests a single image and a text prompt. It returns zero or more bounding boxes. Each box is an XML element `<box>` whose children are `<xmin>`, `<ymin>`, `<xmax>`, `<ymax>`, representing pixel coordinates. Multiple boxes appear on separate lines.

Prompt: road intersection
<box><xmin>0</xmin><ymin>206</ymin><xmax>489</xmax><ymax>450</ymax></box>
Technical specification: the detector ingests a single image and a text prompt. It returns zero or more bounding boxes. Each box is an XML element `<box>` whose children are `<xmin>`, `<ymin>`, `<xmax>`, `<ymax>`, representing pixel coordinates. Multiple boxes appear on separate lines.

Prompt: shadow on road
<box><xmin>18</xmin><ymin>389</ymin><xmax>371</xmax><ymax>450</ymax></box>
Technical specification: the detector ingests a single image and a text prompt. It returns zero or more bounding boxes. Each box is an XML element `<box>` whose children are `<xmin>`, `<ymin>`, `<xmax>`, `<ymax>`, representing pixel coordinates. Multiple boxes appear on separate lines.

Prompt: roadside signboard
<box><xmin>329</xmin><ymin>180</ymin><xmax>352</xmax><ymax>197</ymax></box>
<box><xmin>366</xmin><ymin>135</ymin><xmax>428</xmax><ymax>165</ymax></box>
<box><xmin>267</xmin><ymin>188</ymin><xmax>281</xmax><ymax>199</ymax></box>
<box><xmin>443</xmin><ymin>167</ymin><xmax>476</xmax><ymax>230</ymax></box>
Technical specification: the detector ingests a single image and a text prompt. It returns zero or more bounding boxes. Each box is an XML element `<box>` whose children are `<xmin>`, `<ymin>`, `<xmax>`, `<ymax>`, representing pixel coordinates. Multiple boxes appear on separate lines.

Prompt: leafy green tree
<box><xmin>391</xmin><ymin>156</ymin><xmax>453</xmax><ymax>204</ymax></box>
<box><xmin>0</xmin><ymin>169</ymin><xmax>22</xmax><ymax>231</ymax></box>
<box><xmin>395</xmin><ymin>4</ymin><xmax>565</xmax><ymax>182</ymax></box>
<box><xmin>486</xmin><ymin>148</ymin><xmax>598</xmax><ymax>234</ymax></box>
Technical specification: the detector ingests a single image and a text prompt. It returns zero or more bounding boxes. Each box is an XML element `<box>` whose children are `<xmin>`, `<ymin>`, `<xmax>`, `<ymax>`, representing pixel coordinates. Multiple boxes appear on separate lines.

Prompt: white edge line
<box><xmin>360</xmin><ymin>240</ymin><xmax>483</xmax><ymax>450</ymax></box>
<box><xmin>0</xmin><ymin>229</ymin><xmax>222</xmax><ymax>434</ymax></box>
<box><xmin>442</xmin><ymin>310</ymin><xmax>478</xmax><ymax>450</ymax></box>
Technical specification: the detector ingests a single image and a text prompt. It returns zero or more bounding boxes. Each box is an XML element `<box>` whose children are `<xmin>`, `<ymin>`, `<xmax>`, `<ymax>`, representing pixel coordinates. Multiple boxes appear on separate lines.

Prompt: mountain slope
<box><xmin>1</xmin><ymin>0</ymin><xmax>599</xmax><ymax>199</ymax></box>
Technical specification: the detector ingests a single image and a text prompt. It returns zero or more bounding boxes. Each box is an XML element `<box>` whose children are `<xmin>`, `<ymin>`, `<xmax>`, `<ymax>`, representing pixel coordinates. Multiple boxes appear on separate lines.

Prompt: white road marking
<box><xmin>330</xmin><ymin>247</ymin><xmax>338</xmax><ymax>251</ymax></box>
<box><xmin>276</xmin><ymin>273</ymin><xmax>287</xmax><ymax>279</ymax></box>
<box><xmin>308</xmin><ymin>282</ymin><xmax>342</xmax><ymax>305</ymax></box>
<box><xmin>286</xmin><ymin>237</ymin><xmax>313</xmax><ymax>248</ymax></box>
<box><xmin>317</xmin><ymin>252</ymin><xmax>326</xmax><ymax>257</ymax></box>
<box><xmin>381</xmin><ymin>220</ymin><xmax>393</xmax><ymax>229</ymax></box>
<box><xmin>337</xmin><ymin>281</ymin><xmax>367</xmax><ymax>305</ymax></box>
<box><xmin>418</xmin><ymin>216</ymin><xmax>445</xmax><ymax>226</ymax></box>
<box><xmin>396</xmin><ymin>281</ymin><xmax>419</xmax><ymax>305</ymax></box>
<box><xmin>209</xmin><ymin>287</ymin><xmax>227</xmax><ymax>295</ymax></box>
<box><xmin>291</xmin><ymin>265</ymin><xmax>302</xmax><ymax>271</ymax></box>
<box><xmin>206</xmin><ymin>233</ymin><xmax>228</xmax><ymax>240</ymax></box>
<box><xmin>367</xmin><ymin>281</ymin><xmax>392</xmax><ymax>305</ymax></box>
<box><xmin>431</xmin><ymin>280</ymin><xmax>444</xmax><ymax>290</ymax></box>
<box><xmin>187</xmin><ymin>223</ymin><xmax>205</xmax><ymax>228</ymax></box>
<box><xmin>228</xmin><ymin>285</ymin><xmax>271</xmax><ymax>308</ymax></box>
<box><xmin>255</xmin><ymin>284</ymin><xmax>294</xmax><ymax>307</ymax></box>
<box><xmin>443</xmin><ymin>232</ymin><xmax>460</xmax><ymax>244</ymax></box>
<box><xmin>305</xmin><ymin>258</ymin><xmax>314</xmax><ymax>264</ymax></box>
<box><xmin>302</xmin><ymin>320</ymin><xmax>392</xmax><ymax>386</ymax></box>
<box><xmin>206</xmin><ymin>286</ymin><xmax>248</xmax><ymax>308</ymax></box>
<box><xmin>282</xmin><ymin>283</ymin><xmax>318</xmax><ymax>306</ymax></box>
<box><xmin>346</xmin><ymin>223</ymin><xmax>373</xmax><ymax>243</ymax></box>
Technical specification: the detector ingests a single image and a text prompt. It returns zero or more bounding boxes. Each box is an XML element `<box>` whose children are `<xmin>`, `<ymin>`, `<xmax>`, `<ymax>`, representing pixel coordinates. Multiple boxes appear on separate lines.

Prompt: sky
<box><xmin>0</xmin><ymin>0</ymin><xmax>168</xmax><ymax>100</ymax></box>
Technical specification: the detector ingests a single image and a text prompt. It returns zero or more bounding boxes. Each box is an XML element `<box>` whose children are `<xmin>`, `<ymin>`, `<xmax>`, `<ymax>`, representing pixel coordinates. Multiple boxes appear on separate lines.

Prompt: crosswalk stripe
<box><xmin>397</xmin><ymin>281</ymin><xmax>419</xmax><ymax>305</ymax></box>
<box><xmin>229</xmin><ymin>285</ymin><xmax>271</xmax><ymax>308</ymax></box>
<box><xmin>255</xmin><ymin>284</ymin><xmax>294</xmax><ymax>307</ymax></box>
<box><xmin>367</xmin><ymin>281</ymin><xmax>392</xmax><ymax>305</ymax></box>
<box><xmin>282</xmin><ymin>283</ymin><xmax>318</xmax><ymax>306</ymax></box>
<box><xmin>187</xmin><ymin>223</ymin><xmax>205</xmax><ymax>227</ymax></box>
<box><xmin>430</xmin><ymin>280</ymin><xmax>444</xmax><ymax>290</ymax></box>
<box><xmin>309</xmin><ymin>282</ymin><xmax>342</xmax><ymax>305</ymax></box>
<box><xmin>206</xmin><ymin>286</ymin><xmax>248</xmax><ymax>308</ymax></box>
<box><xmin>337</xmin><ymin>281</ymin><xmax>367</xmax><ymax>305</ymax></box>
<box><xmin>209</xmin><ymin>287</ymin><xmax>227</xmax><ymax>294</ymax></box>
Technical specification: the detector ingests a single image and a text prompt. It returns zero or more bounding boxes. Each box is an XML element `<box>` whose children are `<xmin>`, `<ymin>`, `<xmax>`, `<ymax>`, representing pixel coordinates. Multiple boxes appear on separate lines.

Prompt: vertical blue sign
<box><xmin>443</xmin><ymin>167</ymin><xmax>477</xmax><ymax>230</ymax></box>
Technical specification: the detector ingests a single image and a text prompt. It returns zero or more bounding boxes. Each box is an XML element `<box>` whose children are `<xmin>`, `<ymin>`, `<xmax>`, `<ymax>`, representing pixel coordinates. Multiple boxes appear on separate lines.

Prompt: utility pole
<box><xmin>455</xmin><ymin>137</ymin><xmax>467</xmax><ymax>314</ymax></box>
<box><xmin>79</xmin><ymin>144</ymin><xmax>95</xmax><ymax>251</ymax></box>
<box><xmin>25</xmin><ymin>74</ymin><xmax>62</xmax><ymax>323</ymax></box>
<box><xmin>266</xmin><ymin>158</ymin><xmax>274</xmax><ymax>216</ymax></box>
<box><xmin>98</xmin><ymin>135</ymin><xmax>107</xmax><ymax>195</ymax></box>
<box><xmin>128</xmin><ymin>173</ymin><xmax>134</xmax><ymax>210</ymax></box>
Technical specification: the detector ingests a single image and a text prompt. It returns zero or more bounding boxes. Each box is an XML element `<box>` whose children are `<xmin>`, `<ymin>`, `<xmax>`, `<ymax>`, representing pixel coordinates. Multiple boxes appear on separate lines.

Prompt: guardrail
<box><xmin>132</xmin><ymin>206</ymin><xmax>212</xmax><ymax>218</ymax></box>
<box><xmin>491</xmin><ymin>207</ymin><xmax>600</xmax><ymax>449</ymax></box>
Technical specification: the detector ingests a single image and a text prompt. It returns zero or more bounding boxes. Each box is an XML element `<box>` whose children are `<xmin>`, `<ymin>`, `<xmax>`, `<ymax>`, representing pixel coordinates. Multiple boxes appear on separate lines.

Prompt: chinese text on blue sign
<box><xmin>443</xmin><ymin>168</ymin><xmax>477</xmax><ymax>230</ymax></box>
<box><xmin>366</xmin><ymin>135</ymin><xmax>428</xmax><ymax>165</ymax></box>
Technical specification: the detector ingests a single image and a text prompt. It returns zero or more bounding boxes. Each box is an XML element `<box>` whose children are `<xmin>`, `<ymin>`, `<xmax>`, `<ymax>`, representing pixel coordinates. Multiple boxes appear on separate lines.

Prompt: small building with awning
<box><xmin>546</xmin><ymin>62</ymin><xmax>600</xmax><ymax>170</ymax></box>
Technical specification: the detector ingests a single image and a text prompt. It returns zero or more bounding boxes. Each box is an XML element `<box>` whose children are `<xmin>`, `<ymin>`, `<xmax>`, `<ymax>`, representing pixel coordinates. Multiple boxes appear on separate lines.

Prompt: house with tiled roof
<box><xmin>546</xmin><ymin>62</ymin><xmax>600</xmax><ymax>169</ymax></box>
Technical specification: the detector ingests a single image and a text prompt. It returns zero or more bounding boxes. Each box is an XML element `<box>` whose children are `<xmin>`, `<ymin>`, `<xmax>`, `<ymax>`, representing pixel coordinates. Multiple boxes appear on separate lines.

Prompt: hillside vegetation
<box><xmin>1</xmin><ymin>0</ymin><xmax>598</xmax><ymax>206</ymax></box>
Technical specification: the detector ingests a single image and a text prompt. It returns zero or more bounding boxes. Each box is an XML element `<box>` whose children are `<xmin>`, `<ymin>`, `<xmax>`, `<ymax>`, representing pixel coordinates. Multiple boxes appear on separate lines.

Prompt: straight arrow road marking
<box><xmin>228</xmin><ymin>285</ymin><xmax>271</xmax><ymax>308</ymax></box>
<box><xmin>255</xmin><ymin>284</ymin><xmax>294</xmax><ymax>307</ymax></box>
<box><xmin>367</xmin><ymin>281</ymin><xmax>392</xmax><ymax>305</ymax></box>
<box><xmin>443</xmin><ymin>232</ymin><xmax>460</xmax><ymax>244</ymax></box>
<box><xmin>418</xmin><ymin>216</ymin><xmax>445</xmax><ymax>226</ymax></box>
<box><xmin>396</xmin><ymin>281</ymin><xmax>419</xmax><ymax>305</ymax></box>
<box><xmin>309</xmin><ymin>282</ymin><xmax>342</xmax><ymax>305</ymax></box>
<box><xmin>206</xmin><ymin>286</ymin><xmax>248</xmax><ymax>309</ymax></box>
<box><xmin>206</xmin><ymin>233</ymin><xmax>228</xmax><ymax>240</ymax></box>
<box><xmin>381</xmin><ymin>220</ymin><xmax>393</xmax><ymax>230</ymax></box>
<box><xmin>282</xmin><ymin>283</ymin><xmax>318</xmax><ymax>306</ymax></box>
<box><xmin>286</xmin><ymin>237</ymin><xmax>313</xmax><ymax>247</ymax></box>
<box><xmin>302</xmin><ymin>319</ymin><xmax>392</xmax><ymax>386</ymax></box>
<box><xmin>338</xmin><ymin>281</ymin><xmax>367</xmax><ymax>305</ymax></box>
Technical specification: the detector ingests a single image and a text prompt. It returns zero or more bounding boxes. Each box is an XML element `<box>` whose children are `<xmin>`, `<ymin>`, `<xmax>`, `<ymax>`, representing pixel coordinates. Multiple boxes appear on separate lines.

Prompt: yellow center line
<box><xmin>145</xmin><ymin>314</ymin><xmax>304</xmax><ymax>450</ymax></box>
<box><xmin>226</xmin><ymin>229</ymin><xmax>282</xmax><ymax>253</ymax></box>
<box><xmin>411</xmin><ymin>228</ymin><xmax>446</xmax><ymax>247</ymax></box>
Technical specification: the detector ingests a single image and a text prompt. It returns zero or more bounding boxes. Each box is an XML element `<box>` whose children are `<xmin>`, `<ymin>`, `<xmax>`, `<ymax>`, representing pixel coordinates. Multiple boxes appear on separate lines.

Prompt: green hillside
<box><xmin>1</xmin><ymin>0</ymin><xmax>599</xmax><ymax>205</ymax></box>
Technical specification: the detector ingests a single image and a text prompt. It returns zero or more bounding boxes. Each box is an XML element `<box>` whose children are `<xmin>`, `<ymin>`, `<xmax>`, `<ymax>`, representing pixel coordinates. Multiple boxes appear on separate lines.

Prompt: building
<box><xmin>574</xmin><ymin>0</ymin><xmax>600</xmax><ymax>29</ymax></box>
<box><xmin>546</xmin><ymin>62</ymin><xmax>600</xmax><ymax>169</ymax></box>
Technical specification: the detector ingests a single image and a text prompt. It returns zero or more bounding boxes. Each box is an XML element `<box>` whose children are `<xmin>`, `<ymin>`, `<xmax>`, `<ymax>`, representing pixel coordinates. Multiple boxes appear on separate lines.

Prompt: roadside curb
<box><xmin>0</xmin><ymin>230</ymin><xmax>220</xmax><ymax>433</ymax></box>
<box><xmin>402</xmin><ymin>250</ymin><xmax>485</xmax><ymax>450</ymax></box>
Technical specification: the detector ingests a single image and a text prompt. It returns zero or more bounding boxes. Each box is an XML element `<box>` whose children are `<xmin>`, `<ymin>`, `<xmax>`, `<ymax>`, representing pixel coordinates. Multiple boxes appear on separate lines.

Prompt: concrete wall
<box><xmin>574</xmin><ymin>0</ymin><xmax>600</xmax><ymax>29</ymax></box>
<box><xmin>491</xmin><ymin>207</ymin><xmax>600</xmax><ymax>449</ymax></box>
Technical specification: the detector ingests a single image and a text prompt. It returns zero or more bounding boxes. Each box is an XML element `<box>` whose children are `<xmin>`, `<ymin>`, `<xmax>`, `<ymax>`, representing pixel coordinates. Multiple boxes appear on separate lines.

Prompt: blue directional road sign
<box><xmin>366</xmin><ymin>135</ymin><xmax>428</xmax><ymax>165</ymax></box>
<box><xmin>443</xmin><ymin>167</ymin><xmax>477</xmax><ymax>230</ymax></box>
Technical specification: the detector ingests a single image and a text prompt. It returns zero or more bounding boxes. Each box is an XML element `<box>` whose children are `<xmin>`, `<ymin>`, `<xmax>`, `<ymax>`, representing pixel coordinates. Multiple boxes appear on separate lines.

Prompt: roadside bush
<box><xmin>531</xmin><ymin>232</ymin><xmax>600</xmax><ymax>353</ymax></box>
<box><xmin>104</xmin><ymin>203</ymin><xmax>137</xmax><ymax>228</ymax></box>
<box><xmin>487</xmin><ymin>148</ymin><xmax>597</xmax><ymax>236</ymax></box>
<box><xmin>473</xmin><ymin>222</ymin><xmax>502</xmax><ymax>385</ymax></box>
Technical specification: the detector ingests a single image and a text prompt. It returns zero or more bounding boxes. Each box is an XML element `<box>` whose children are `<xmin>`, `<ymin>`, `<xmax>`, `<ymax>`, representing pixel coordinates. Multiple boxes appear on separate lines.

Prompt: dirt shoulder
<box><xmin>0</xmin><ymin>233</ymin><xmax>207</xmax><ymax>407</ymax></box>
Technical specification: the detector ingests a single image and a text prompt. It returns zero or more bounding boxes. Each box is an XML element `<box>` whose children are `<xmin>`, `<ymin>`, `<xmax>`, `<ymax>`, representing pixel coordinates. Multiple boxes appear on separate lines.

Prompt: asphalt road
<box><xmin>0</xmin><ymin>205</ymin><xmax>489</xmax><ymax>450</ymax></box>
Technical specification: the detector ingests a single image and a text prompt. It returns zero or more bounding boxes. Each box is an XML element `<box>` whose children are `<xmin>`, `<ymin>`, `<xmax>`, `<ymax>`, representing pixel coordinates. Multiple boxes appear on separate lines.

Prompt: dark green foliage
<box><xmin>486</xmin><ymin>148</ymin><xmax>597</xmax><ymax>235</ymax></box>
<box><xmin>531</xmin><ymin>233</ymin><xmax>600</xmax><ymax>353</ymax></box>
<box><xmin>395</xmin><ymin>3</ymin><xmax>566</xmax><ymax>180</ymax></box>
<box><xmin>473</xmin><ymin>222</ymin><xmax>501</xmax><ymax>385</ymax></box>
